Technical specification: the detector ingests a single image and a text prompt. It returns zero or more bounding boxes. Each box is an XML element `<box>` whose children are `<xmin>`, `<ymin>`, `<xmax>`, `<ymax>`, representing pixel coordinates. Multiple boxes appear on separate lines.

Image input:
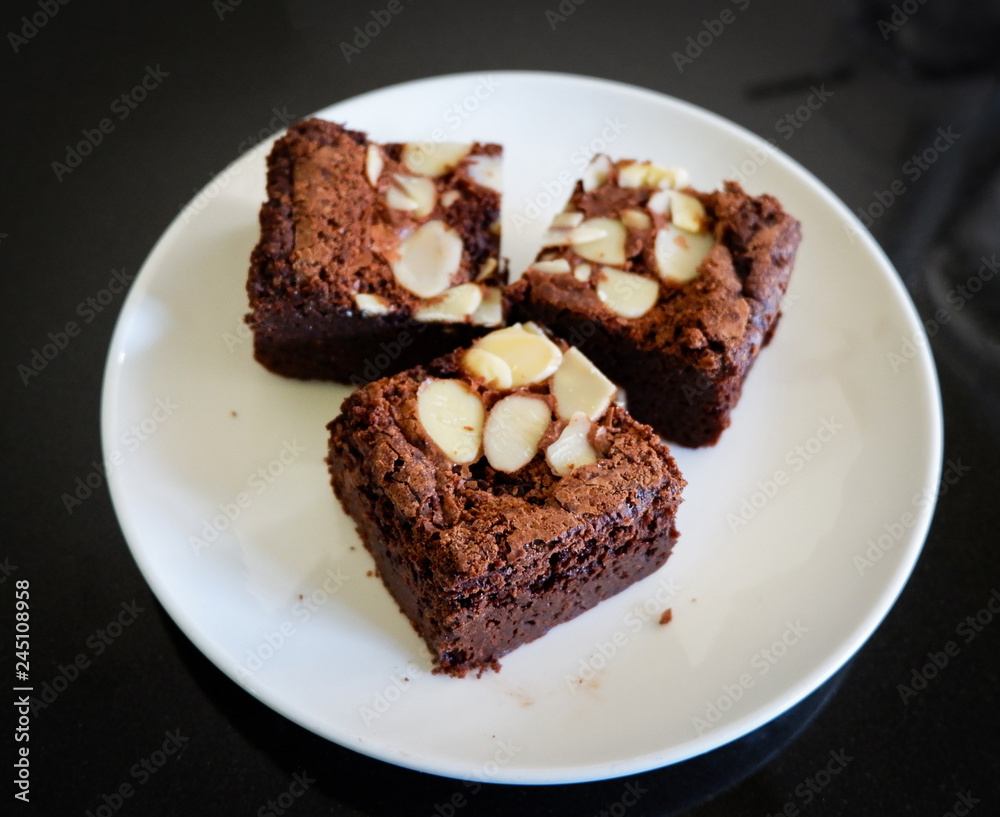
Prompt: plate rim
<box><xmin>101</xmin><ymin>69</ymin><xmax>944</xmax><ymax>785</ymax></box>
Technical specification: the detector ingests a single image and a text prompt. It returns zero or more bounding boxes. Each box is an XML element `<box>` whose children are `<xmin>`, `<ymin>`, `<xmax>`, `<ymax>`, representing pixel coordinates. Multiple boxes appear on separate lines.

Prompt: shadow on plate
<box><xmin>160</xmin><ymin>602</ymin><xmax>849</xmax><ymax>816</ymax></box>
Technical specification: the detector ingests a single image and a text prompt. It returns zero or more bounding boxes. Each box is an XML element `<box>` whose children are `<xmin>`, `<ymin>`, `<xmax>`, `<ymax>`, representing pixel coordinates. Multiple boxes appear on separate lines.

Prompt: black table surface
<box><xmin>4</xmin><ymin>1</ymin><xmax>1000</xmax><ymax>814</ymax></box>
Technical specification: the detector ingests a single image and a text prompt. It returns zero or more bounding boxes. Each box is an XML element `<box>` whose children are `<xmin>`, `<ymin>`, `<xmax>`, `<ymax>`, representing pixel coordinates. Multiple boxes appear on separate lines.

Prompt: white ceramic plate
<box><xmin>102</xmin><ymin>72</ymin><xmax>942</xmax><ymax>785</ymax></box>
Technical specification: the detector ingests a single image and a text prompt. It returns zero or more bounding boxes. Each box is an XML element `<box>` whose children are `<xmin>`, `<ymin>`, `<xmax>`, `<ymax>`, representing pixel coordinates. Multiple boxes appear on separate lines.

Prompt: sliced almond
<box><xmin>473</xmin><ymin>324</ymin><xmax>563</xmax><ymax>387</ymax></box>
<box><xmin>621</xmin><ymin>208</ymin><xmax>652</xmax><ymax>231</ymax></box>
<box><xmin>469</xmin><ymin>285</ymin><xmax>503</xmax><ymax>326</ymax></box>
<box><xmin>573</xmin><ymin>263</ymin><xmax>592</xmax><ymax>282</ymax></box>
<box><xmin>546</xmin><ymin>412</ymin><xmax>598</xmax><ymax>476</ymax></box>
<box><xmin>466</xmin><ymin>154</ymin><xmax>502</xmax><ymax>192</ymax></box>
<box><xmin>539</xmin><ymin>229</ymin><xmax>571</xmax><ymax>248</ymax></box>
<box><xmin>596</xmin><ymin>267</ymin><xmax>660</xmax><ymax>318</ymax></box>
<box><xmin>416</xmin><ymin>379</ymin><xmax>484</xmax><ymax>464</ymax></box>
<box><xmin>582</xmin><ymin>154</ymin><xmax>612</xmax><ymax>192</ymax></box>
<box><xmin>391</xmin><ymin>220</ymin><xmax>463</xmax><ymax>298</ymax></box>
<box><xmin>614</xmin><ymin>385</ymin><xmax>628</xmax><ymax>409</ymax></box>
<box><xmin>354</xmin><ymin>293</ymin><xmax>391</xmax><ymax>316</ymax></box>
<box><xmin>551</xmin><ymin>347</ymin><xmax>617</xmax><ymax>421</ymax></box>
<box><xmin>618</xmin><ymin>161</ymin><xmax>681</xmax><ymax>189</ymax></box>
<box><xmin>550</xmin><ymin>211</ymin><xmax>584</xmax><ymax>230</ymax></box>
<box><xmin>365</xmin><ymin>144</ymin><xmax>384</xmax><ymax>187</ymax></box>
<box><xmin>568</xmin><ymin>223</ymin><xmax>612</xmax><ymax>243</ymax></box>
<box><xmin>541</xmin><ymin>222</ymin><xmax>608</xmax><ymax>248</ymax></box>
<box><xmin>440</xmin><ymin>189</ymin><xmax>460</xmax><ymax>208</ymax></box>
<box><xmin>531</xmin><ymin>258</ymin><xmax>572</xmax><ymax>275</ymax></box>
<box><xmin>654</xmin><ymin>225</ymin><xmax>714</xmax><ymax>284</ymax></box>
<box><xmin>386</xmin><ymin>174</ymin><xmax>436</xmax><ymax>218</ymax></box>
<box><xmin>647</xmin><ymin>162</ymin><xmax>684</xmax><ymax>189</ymax></box>
<box><xmin>462</xmin><ymin>347</ymin><xmax>512</xmax><ymax>389</ymax></box>
<box><xmin>402</xmin><ymin>142</ymin><xmax>471</xmax><ymax>177</ymax></box>
<box><xmin>489</xmin><ymin>219</ymin><xmax>502</xmax><ymax>236</ymax></box>
<box><xmin>670</xmin><ymin>190</ymin><xmax>707</xmax><ymax>233</ymax></box>
<box><xmin>483</xmin><ymin>394</ymin><xmax>552</xmax><ymax>473</ymax></box>
<box><xmin>413</xmin><ymin>283</ymin><xmax>482</xmax><ymax>323</ymax></box>
<box><xmin>644</xmin><ymin>162</ymin><xmax>669</xmax><ymax>186</ymax></box>
<box><xmin>618</xmin><ymin>162</ymin><xmax>650</xmax><ymax>188</ymax></box>
<box><xmin>647</xmin><ymin>189</ymin><xmax>671</xmax><ymax>215</ymax></box>
<box><xmin>659</xmin><ymin>166</ymin><xmax>689</xmax><ymax>189</ymax></box>
<box><xmin>385</xmin><ymin>186</ymin><xmax>417</xmax><ymax>212</ymax></box>
<box><xmin>572</xmin><ymin>217</ymin><xmax>627</xmax><ymax>266</ymax></box>
<box><xmin>476</xmin><ymin>256</ymin><xmax>498</xmax><ymax>281</ymax></box>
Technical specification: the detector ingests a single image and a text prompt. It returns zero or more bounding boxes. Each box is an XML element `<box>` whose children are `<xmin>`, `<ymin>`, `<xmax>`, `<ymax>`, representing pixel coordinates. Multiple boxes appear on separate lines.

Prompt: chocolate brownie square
<box><xmin>326</xmin><ymin>323</ymin><xmax>685</xmax><ymax>677</ymax></box>
<box><xmin>507</xmin><ymin>155</ymin><xmax>802</xmax><ymax>447</ymax></box>
<box><xmin>247</xmin><ymin>118</ymin><xmax>506</xmax><ymax>384</ymax></box>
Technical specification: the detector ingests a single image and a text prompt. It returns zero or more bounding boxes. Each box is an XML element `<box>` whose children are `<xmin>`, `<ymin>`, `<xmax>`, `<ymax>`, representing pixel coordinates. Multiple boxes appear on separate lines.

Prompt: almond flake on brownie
<box><xmin>507</xmin><ymin>154</ymin><xmax>802</xmax><ymax>447</ymax></box>
<box><xmin>247</xmin><ymin>118</ymin><xmax>506</xmax><ymax>384</ymax></box>
<box><xmin>326</xmin><ymin>323</ymin><xmax>685</xmax><ymax>677</ymax></box>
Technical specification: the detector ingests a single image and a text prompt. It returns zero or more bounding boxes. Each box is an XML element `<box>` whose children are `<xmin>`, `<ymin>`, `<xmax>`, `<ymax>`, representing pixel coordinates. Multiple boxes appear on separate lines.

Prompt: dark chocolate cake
<box><xmin>247</xmin><ymin>118</ymin><xmax>506</xmax><ymax>384</ymax></box>
<box><xmin>326</xmin><ymin>323</ymin><xmax>685</xmax><ymax>676</ymax></box>
<box><xmin>507</xmin><ymin>155</ymin><xmax>802</xmax><ymax>447</ymax></box>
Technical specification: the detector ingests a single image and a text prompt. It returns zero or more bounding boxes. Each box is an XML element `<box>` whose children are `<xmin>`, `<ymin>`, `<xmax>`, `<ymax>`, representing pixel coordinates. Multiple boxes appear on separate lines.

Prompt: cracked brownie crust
<box><xmin>327</xmin><ymin>344</ymin><xmax>685</xmax><ymax>677</ymax></box>
<box><xmin>508</xmin><ymin>176</ymin><xmax>802</xmax><ymax>447</ymax></box>
<box><xmin>247</xmin><ymin>119</ymin><xmax>505</xmax><ymax>383</ymax></box>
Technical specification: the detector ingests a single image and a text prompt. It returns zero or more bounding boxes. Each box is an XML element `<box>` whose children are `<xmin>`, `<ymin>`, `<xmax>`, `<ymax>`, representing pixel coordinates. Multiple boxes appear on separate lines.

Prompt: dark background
<box><xmin>3</xmin><ymin>0</ymin><xmax>1000</xmax><ymax>814</ymax></box>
